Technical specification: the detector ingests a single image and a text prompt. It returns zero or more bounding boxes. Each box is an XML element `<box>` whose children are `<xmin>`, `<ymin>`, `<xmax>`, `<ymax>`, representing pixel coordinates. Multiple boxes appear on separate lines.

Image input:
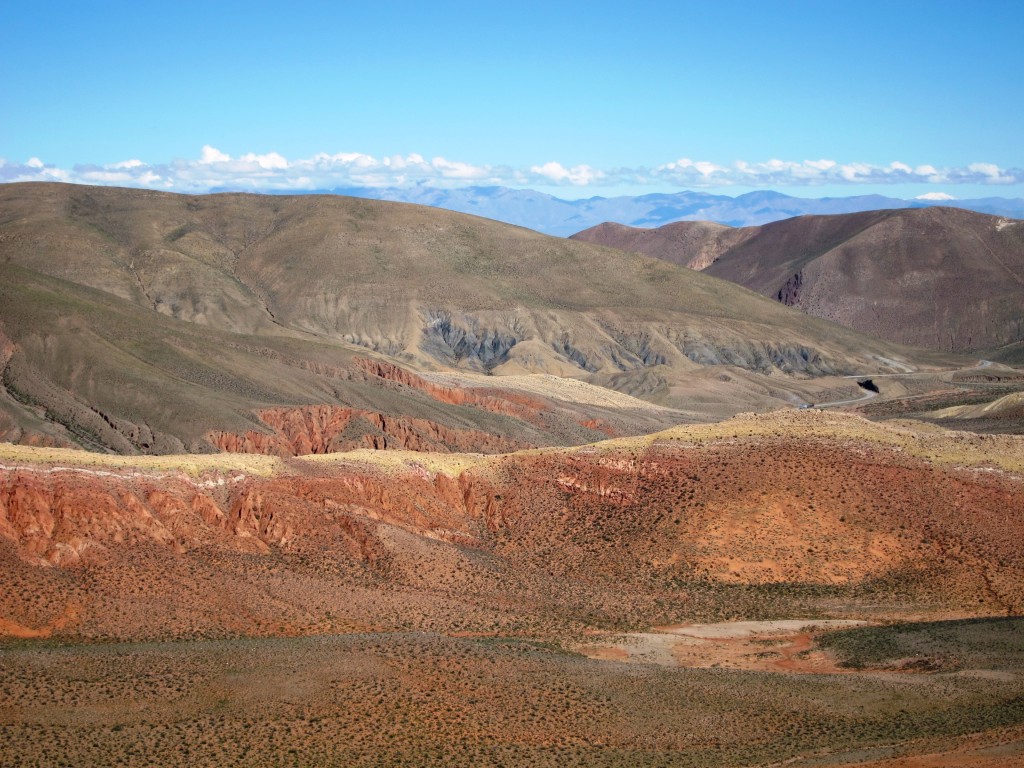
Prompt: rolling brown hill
<box><xmin>923</xmin><ymin>390</ymin><xmax>1024</xmax><ymax>434</ymax></box>
<box><xmin>0</xmin><ymin>182</ymin><xmax>951</xmax><ymax>454</ymax></box>
<box><xmin>573</xmin><ymin>207</ymin><xmax>1024</xmax><ymax>354</ymax></box>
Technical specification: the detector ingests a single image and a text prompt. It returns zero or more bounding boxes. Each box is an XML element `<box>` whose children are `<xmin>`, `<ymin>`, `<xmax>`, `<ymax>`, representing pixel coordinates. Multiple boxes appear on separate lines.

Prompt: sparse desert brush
<box><xmin>9</xmin><ymin>630</ymin><xmax>1024</xmax><ymax>768</ymax></box>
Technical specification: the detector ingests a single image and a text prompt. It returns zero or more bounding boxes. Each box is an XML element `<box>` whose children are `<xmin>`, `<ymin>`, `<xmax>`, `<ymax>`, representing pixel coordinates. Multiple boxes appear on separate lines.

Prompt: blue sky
<box><xmin>2</xmin><ymin>0</ymin><xmax>1022</xmax><ymax>199</ymax></box>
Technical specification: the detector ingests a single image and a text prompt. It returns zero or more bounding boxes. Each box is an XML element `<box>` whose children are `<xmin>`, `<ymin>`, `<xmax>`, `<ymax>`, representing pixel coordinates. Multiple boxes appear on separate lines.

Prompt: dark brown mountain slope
<box><xmin>0</xmin><ymin>183</ymin><xmax>949</xmax><ymax>453</ymax></box>
<box><xmin>570</xmin><ymin>219</ymin><xmax>756</xmax><ymax>270</ymax></box>
<box><xmin>574</xmin><ymin>207</ymin><xmax>1024</xmax><ymax>353</ymax></box>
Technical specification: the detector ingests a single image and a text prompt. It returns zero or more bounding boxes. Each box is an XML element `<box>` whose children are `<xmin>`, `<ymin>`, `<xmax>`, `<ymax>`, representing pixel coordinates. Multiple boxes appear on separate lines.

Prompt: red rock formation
<box><xmin>0</xmin><ymin>470</ymin><xmax>178</xmax><ymax>566</ymax></box>
<box><xmin>2</xmin><ymin>423</ymin><xmax>1024</xmax><ymax>639</ymax></box>
<box><xmin>355</xmin><ymin>358</ymin><xmax>548</xmax><ymax>423</ymax></box>
<box><xmin>208</xmin><ymin>404</ymin><xmax>531</xmax><ymax>456</ymax></box>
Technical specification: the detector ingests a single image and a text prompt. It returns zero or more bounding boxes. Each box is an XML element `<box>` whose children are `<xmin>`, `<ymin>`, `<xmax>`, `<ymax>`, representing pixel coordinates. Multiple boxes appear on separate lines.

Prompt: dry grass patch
<box><xmin>422</xmin><ymin>371</ymin><xmax>679</xmax><ymax>412</ymax></box>
<box><xmin>299</xmin><ymin>448</ymin><xmax>494</xmax><ymax>478</ymax></box>
<box><xmin>574</xmin><ymin>410</ymin><xmax>1024</xmax><ymax>474</ymax></box>
<box><xmin>0</xmin><ymin>442</ymin><xmax>282</xmax><ymax>477</ymax></box>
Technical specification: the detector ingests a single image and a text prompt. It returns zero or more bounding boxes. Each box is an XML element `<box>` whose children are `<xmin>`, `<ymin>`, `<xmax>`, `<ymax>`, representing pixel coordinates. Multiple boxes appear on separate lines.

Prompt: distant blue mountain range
<box><xmin>238</xmin><ymin>185</ymin><xmax>1024</xmax><ymax>237</ymax></box>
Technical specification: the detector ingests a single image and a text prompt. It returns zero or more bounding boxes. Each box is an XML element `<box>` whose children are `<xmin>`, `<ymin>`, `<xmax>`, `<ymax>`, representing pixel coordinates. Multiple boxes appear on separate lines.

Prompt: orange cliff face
<box><xmin>0</xmin><ymin>462</ymin><xmax>498</xmax><ymax>568</ymax></box>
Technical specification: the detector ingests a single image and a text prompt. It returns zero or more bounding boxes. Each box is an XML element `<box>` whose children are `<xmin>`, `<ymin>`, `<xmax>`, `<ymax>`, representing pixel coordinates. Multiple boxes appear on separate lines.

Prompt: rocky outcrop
<box><xmin>0</xmin><ymin>470</ymin><xmax>189</xmax><ymax>566</ymax></box>
<box><xmin>0</xmin><ymin>458</ymin><xmax>505</xmax><ymax>571</ymax></box>
<box><xmin>421</xmin><ymin>310</ymin><xmax>521</xmax><ymax>370</ymax></box>
<box><xmin>776</xmin><ymin>271</ymin><xmax>803</xmax><ymax>306</ymax></box>
<box><xmin>668</xmin><ymin>336</ymin><xmax>838</xmax><ymax>375</ymax></box>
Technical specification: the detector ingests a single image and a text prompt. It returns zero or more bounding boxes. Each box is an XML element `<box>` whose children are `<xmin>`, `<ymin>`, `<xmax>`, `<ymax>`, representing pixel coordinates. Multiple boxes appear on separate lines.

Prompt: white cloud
<box><xmin>916</xmin><ymin>192</ymin><xmax>957</xmax><ymax>200</ymax></box>
<box><xmin>839</xmin><ymin>163</ymin><xmax>873</xmax><ymax>181</ymax></box>
<box><xmin>659</xmin><ymin>157</ymin><xmax>724</xmax><ymax>177</ymax></box>
<box><xmin>0</xmin><ymin>158</ymin><xmax>69</xmax><ymax>182</ymax></box>
<box><xmin>1</xmin><ymin>148</ymin><xmax>1021</xmax><ymax>193</ymax></box>
<box><xmin>913</xmin><ymin>164</ymin><xmax>945</xmax><ymax>183</ymax></box>
<box><xmin>200</xmin><ymin>145</ymin><xmax>231</xmax><ymax>164</ymax></box>
<box><xmin>430</xmin><ymin>156</ymin><xmax>490</xmax><ymax>180</ymax></box>
<box><xmin>528</xmin><ymin>161</ymin><xmax>604</xmax><ymax>185</ymax></box>
<box><xmin>80</xmin><ymin>170</ymin><xmax>137</xmax><ymax>182</ymax></box>
<box><xmin>967</xmin><ymin>162</ymin><xmax>1014</xmax><ymax>183</ymax></box>
<box><xmin>239</xmin><ymin>151</ymin><xmax>289</xmax><ymax>170</ymax></box>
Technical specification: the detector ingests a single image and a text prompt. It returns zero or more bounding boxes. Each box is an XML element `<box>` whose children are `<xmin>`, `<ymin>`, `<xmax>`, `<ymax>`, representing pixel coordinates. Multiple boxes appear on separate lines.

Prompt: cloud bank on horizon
<box><xmin>2</xmin><ymin>147</ymin><xmax>1021</xmax><ymax>197</ymax></box>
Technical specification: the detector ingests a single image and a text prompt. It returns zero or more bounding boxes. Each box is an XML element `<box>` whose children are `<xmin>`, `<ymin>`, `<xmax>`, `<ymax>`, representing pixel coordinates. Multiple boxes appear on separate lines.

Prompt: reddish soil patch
<box><xmin>0</xmin><ymin>600</ymin><xmax>79</xmax><ymax>638</ymax></box>
<box><xmin>580</xmin><ymin>622</ymin><xmax>863</xmax><ymax>674</ymax></box>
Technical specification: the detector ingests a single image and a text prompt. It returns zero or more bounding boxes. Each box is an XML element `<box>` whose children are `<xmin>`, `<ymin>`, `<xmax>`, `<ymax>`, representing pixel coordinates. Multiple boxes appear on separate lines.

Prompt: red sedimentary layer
<box><xmin>208</xmin><ymin>404</ymin><xmax>531</xmax><ymax>457</ymax></box>
<box><xmin>355</xmin><ymin>358</ymin><xmax>549</xmax><ymax>423</ymax></box>
<box><xmin>2</xmin><ymin>431</ymin><xmax>1022</xmax><ymax>639</ymax></box>
<box><xmin>0</xmin><ymin>439</ymin><xmax>1020</xmax><ymax>592</ymax></box>
<box><xmin>0</xmin><ymin>458</ymin><xmax>503</xmax><ymax>568</ymax></box>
